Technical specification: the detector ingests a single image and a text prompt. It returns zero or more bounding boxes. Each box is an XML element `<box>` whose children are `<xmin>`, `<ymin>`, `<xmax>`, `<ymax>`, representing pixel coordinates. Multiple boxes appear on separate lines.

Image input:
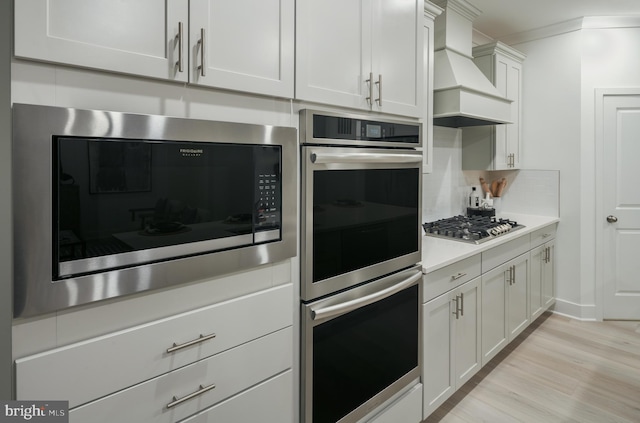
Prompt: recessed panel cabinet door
<box><xmin>15</xmin><ymin>0</ymin><xmax>188</xmax><ymax>82</ymax></box>
<box><xmin>371</xmin><ymin>0</ymin><xmax>423</xmax><ymax>117</ymax></box>
<box><xmin>295</xmin><ymin>0</ymin><xmax>372</xmax><ymax>110</ymax></box>
<box><xmin>190</xmin><ymin>0</ymin><xmax>294</xmax><ymax>98</ymax></box>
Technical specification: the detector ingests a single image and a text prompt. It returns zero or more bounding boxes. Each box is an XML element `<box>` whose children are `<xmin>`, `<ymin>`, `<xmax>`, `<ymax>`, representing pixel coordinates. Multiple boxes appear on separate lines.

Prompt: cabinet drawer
<box><xmin>530</xmin><ymin>224</ymin><xmax>557</xmax><ymax>248</ymax></box>
<box><xmin>481</xmin><ymin>235</ymin><xmax>530</xmax><ymax>273</ymax></box>
<box><xmin>68</xmin><ymin>327</ymin><xmax>292</xmax><ymax>423</ymax></box>
<box><xmin>182</xmin><ymin>371</ymin><xmax>293</xmax><ymax>423</ymax></box>
<box><xmin>16</xmin><ymin>284</ymin><xmax>292</xmax><ymax>408</ymax></box>
<box><xmin>366</xmin><ymin>383</ymin><xmax>423</xmax><ymax>423</ymax></box>
<box><xmin>423</xmin><ymin>254</ymin><xmax>481</xmax><ymax>302</ymax></box>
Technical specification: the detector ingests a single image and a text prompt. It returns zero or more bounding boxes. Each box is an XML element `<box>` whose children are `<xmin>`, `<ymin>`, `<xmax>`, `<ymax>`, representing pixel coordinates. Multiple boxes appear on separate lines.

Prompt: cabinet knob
<box><xmin>606</xmin><ymin>215</ymin><xmax>618</xmax><ymax>223</ymax></box>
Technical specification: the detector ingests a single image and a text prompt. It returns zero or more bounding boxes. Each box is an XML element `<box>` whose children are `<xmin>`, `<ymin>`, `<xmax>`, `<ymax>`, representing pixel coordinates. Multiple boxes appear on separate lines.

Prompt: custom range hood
<box><xmin>432</xmin><ymin>0</ymin><xmax>512</xmax><ymax>127</ymax></box>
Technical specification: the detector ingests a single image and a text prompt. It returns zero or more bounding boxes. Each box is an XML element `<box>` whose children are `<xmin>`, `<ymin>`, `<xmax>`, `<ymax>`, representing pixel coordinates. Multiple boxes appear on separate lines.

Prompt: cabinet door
<box><xmin>530</xmin><ymin>244</ymin><xmax>545</xmax><ymax>320</ymax></box>
<box><xmin>190</xmin><ymin>0</ymin><xmax>294</xmax><ymax>98</ymax></box>
<box><xmin>422</xmin><ymin>292</ymin><xmax>454</xmax><ymax>417</ymax></box>
<box><xmin>495</xmin><ymin>54</ymin><xmax>523</xmax><ymax>169</ymax></box>
<box><xmin>454</xmin><ymin>277</ymin><xmax>481</xmax><ymax>388</ymax></box>
<box><xmin>295</xmin><ymin>0</ymin><xmax>372</xmax><ymax>110</ymax></box>
<box><xmin>543</xmin><ymin>240</ymin><xmax>556</xmax><ymax>309</ymax></box>
<box><xmin>507</xmin><ymin>254</ymin><xmax>530</xmax><ymax>341</ymax></box>
<box><xmin>371</xmin><ymin>0</ymin><xmax>423</xmax><ymax>117</ymax></box>
<box><xmin>15</xmin><ymin>0</ymin><xmax>188</xmax><ymax>82</ymax></box>
<box><xmin>480</xmin><ymin>265</ymin><xmax>508</xmax><ymax>366</ymax></box>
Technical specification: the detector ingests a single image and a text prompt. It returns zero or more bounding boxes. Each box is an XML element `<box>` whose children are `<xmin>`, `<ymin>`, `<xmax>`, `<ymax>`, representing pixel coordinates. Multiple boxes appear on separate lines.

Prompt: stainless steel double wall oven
<box><xmin>12</xmin><ymin>104</ymin><xmax>296</xmax><ymax>318</ymax></box>
<box><xmin>300</xmin><ymin>110</ymin><xmax>423</xmax><ymax>423</ymax></box>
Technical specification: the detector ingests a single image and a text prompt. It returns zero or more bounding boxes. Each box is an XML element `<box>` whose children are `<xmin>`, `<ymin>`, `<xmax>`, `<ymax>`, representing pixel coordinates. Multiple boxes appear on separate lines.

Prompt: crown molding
<box><xmin>499</xmin><ymin>17</ymin><xmax>584</xmax><ymax>46</ymax></box>
<box><xmin>424</xmin><ymin>1</ymin><xmax>443</xmax><ymax>20</ymax></box>
<box><xmin>495</xmin><ymin>15</ymin><xmax>640</xmax><ymax>46</ymax></box>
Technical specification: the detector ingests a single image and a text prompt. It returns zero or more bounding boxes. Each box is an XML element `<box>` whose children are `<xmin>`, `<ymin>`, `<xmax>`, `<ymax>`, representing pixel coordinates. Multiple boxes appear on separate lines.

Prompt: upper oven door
<box><xmin>301</xmin><ymin>146</ymin><xmax>422</xmax><ymax>301</ymax></box>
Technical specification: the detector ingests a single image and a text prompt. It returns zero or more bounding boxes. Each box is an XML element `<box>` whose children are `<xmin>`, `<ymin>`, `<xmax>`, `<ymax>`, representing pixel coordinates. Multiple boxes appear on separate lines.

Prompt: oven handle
<box><xmin>310</xmin><ymin>151</ymin><xmax>422</xmax><ymax>165</ymax></box>
<box><xmin>310</xmin><ymin>270</ymin><xmax>422</xmax><ymax>321</ymax></box>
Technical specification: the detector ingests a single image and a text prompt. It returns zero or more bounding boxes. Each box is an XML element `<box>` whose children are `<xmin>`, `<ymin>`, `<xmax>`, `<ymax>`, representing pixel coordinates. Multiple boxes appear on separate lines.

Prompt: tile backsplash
<box><xmin>422</xmin><ymin>127</ymin><xmax>560</xmax><ymax>222</ymax></box>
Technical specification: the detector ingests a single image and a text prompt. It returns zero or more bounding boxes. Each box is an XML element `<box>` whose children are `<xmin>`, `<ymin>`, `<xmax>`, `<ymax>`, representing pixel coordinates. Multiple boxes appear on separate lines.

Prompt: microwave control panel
<box><xmin>254</xmin><ymin>145</ymin><xmax>282</xmax><ymax>241</ymax></box>
<box><xmin>256</xmin><ymin>172</ymin><xmax>280</xmax><ymax>228</ymax></box>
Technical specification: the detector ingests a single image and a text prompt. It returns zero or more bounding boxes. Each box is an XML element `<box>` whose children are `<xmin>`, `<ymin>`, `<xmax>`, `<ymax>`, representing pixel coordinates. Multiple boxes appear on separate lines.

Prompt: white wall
<box><xmin>508</xmin><ymin>19</ymin><xmax>640</xmax><ymax>319</ymax></box>
<box><xmin>512</xmin><ymin>30</ymin><xmax>585</xmax><ymax>317</ymax></box>
<box><xmin>422</xmin><ymin>126</ymin><xmax>467</xmax><ymax>221</ymax></box>
<box><xmin>579</xmin><ymin>22</ymin><xmax>640</xmax><ymax>317</ymax></box>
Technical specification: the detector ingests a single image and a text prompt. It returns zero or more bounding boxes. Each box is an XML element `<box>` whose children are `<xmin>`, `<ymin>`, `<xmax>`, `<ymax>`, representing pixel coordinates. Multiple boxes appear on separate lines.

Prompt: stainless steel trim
<box><xmin>59</xmin><ymin>234</ymin><xmax>253</xmax><ymax>277</ymax></box>
<box><xmin>375</xmin><ymin>74</ymin><xmax>382</xmax><ymax>106</ymax></box>
<box><xmin>300</xmin><ymin>146</ymin><xmax>422</xmax><ymax>302</ymax></box>
<box><xmin>301</xmin><ymin>266</ymin><xmax>422</xmax><ymax>423</ymax></box>
<box><xmin>452</xmin><ymin>296</ymin><xmax>459</xmax><ymax>319</ymax></box>
<box><xmin>310</xmin><ymin>270</ymin><xmax>421</xmax><ymax>321</ymax></box>
<box><xmin>12</xmin><ymin>103</ymin><xmax>297</xmax><ymax>318</ymax></box>
<box><xmin>176</xmin><ymin>21</ymin><xmax>183</xmax><ymax>72</ymax></box>
<box><xmin>166</xmin><ymin>333</ymin><xmax>216</xmax><ymax>354</ymax></box>
<box><xmin>311</xmin><ymin>150</ymin><xmax>422</xmax><ymax>165</ymax></box>
<box><xmin>166</xmin><ymin>384</ymin><xmax>215</xmax><ymax>408</ymax></box>
<box><xmin>198</xmin><ymin>28</ymin><xmax>206</xmax><ymax>77</ymax></box>
<box><xmin>299</xmin><ymin>109</ymin><xmax>423</xmax><ymax>149</ymax></box>
<box><xmin>254</xmin><ymin>229</ymin><xmax>280</xmax><ymax>244</ymax></box>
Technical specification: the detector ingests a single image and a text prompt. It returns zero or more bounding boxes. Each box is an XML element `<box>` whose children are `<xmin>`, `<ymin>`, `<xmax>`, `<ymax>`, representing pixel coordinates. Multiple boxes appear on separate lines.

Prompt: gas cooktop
<box><xmin>423</xmin><ymin>215</ymin><xmax>525</xmax><ymax>244</ymax></box>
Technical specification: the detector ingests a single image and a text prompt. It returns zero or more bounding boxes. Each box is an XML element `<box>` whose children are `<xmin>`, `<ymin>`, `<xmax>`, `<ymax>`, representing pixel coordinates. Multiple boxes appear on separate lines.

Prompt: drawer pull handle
<box><xmin>198</xmin><ymin>28</ymin><xmax>206</xmax><ymax>77</ymax></box>
<box><xmin>542</xmin><ymin>233</ymin><xmax>551</xmax><ymax>238</ymax></box>
<box><xmin>167</xmin><ymin>333</ymin><xmax>216</xmax><ymax>353</ymax></box>
<box><xmin>167</xmin><ymin>383</ymin><xmax>216</xmax><ymax>409</ymax></box>
<box><xmin>451</xmin><ymin>272</ymin><xmax>467</xmax><ymax>281</ymax></box>
<box><xmin>175</xmin><ymin>21</ymin><xmax>183</xmax><ymax>72</ymax></box>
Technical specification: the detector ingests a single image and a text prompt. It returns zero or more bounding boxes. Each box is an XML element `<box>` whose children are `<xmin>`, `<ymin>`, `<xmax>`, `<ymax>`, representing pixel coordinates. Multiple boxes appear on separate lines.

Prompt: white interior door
<box><xmin>602</xmin><ymin>93</ymin><xmax>640</xmax><ymax>319</ymax></box>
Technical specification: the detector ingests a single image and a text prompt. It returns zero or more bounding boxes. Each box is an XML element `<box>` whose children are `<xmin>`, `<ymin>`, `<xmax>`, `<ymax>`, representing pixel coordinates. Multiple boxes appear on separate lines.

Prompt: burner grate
<box><xmin>423</xmin><ymin>215</ymin><xmax>524</xmax><ymax>244</ymax></box>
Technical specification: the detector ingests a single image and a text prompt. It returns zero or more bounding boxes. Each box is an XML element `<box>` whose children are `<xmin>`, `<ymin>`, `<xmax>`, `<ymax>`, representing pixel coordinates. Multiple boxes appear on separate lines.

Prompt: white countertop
<box><xmin>421</xmin><ymin>213</ymin><xmax>560</xmax><ymax>274</ymax></box>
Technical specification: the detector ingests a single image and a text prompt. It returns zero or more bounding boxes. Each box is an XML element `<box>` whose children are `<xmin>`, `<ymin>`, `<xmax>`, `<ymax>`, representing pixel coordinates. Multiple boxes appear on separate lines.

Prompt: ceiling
<box><xmin>466</xmin><ymin>0</ymin><xmax>640</xmax><ymax>40</ymax></box>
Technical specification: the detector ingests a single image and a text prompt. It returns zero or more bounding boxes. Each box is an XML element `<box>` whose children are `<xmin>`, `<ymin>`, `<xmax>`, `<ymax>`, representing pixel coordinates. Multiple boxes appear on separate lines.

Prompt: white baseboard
<box><xmin>551</xmin><ymin>298</ymin><xmax>597</xmax><ymax>321</ymax></box>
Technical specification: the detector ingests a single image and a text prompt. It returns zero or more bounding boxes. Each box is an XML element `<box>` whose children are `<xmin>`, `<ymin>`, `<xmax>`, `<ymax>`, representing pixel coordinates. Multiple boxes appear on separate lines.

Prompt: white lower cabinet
<box><xmin>530</xmin><ymin>224</ymin><xmax>557</xmax><ymax>320</ymax></box>
<box><xmin>423</xmin><ymin>222</ymin><xmax>558</xmax><ymax>419</ymax></box>
<box><xmin>181</xmin><ymin>371</ymin><xmax>293</xmax><ymax>423</ymax></box>
<box><xmin>423</xmin><ymin>276</ymin><xmax>481</xmax><ymax>418</ymax></box>
<box><xmin>15</xmin><ymin>285</ymin><xmax>293</xmax><ymax>423</ymax></box>
<box><xmin>481</xmin><ymin>252</ymin><xmax>529</xmax><ymax>366</ymax></box>
<box><xmin>69</xmin><ymin>327</ymin><xmax>292</xmax><ymax>423</ymax></box>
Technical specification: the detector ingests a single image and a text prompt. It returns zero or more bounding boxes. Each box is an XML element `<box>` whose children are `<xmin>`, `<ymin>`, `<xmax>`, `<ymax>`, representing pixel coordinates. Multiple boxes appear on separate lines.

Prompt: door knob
<box><xmin>607</xmin><ymin>215</ymin><xmax>618</xmax><ymax>223</ymax></box>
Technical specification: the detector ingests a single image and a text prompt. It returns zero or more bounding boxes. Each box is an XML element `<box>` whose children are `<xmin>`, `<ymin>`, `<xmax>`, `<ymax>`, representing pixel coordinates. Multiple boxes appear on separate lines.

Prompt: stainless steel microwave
<box><xmin>12</xmin><ymin>104</ymin><xmax>297</xmax><ymax>318</ymax></box>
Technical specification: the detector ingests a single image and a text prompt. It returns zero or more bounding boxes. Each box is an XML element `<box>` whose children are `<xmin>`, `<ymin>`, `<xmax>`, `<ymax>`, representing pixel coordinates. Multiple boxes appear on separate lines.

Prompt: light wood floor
<box><xmin>424</xmin><ymin>312</ymin><xmax>640</xmax><ymax>423</ymax></box>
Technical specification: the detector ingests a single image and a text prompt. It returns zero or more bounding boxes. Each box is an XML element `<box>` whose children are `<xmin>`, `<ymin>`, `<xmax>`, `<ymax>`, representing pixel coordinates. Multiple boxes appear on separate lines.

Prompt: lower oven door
<box><xmin>301</xmin><ymin>146</ymin><xmax>422</xmax><ymax>301</ymax></box>
<box><xmin>301</xmin><ymin>265</ymin><xmax>422</xmax><ymax>423</ymax></box>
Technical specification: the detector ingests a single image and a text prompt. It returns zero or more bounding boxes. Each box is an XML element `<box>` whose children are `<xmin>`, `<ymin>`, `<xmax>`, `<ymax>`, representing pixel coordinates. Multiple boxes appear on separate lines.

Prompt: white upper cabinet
<box><xmin>296</xmin><ymin>0</ymin><xmax>424</xmax><ymax>118</ymax></box>
<box><xmin>189</xmin><ymin>0</ymin><xmax>294</xmax><ymax>97</ymax></box>
<box><xmin>15</xmin><ymin>0</ymin><xmax>189</xmax><ymax>82</ymax></box>
<box><xmin>462</xmin><ymin>42</ymin><xmax>525</xmax><ymax>170</ymax></box>
<box><xmin>370</xmin><ymin>0</ymin><xmax>424</xmax><ymax>116</ymax></box>
<box><xmin>14</xmin><ymin>0</ymin><xmax>294</xmax><ymax>98</ymax></box>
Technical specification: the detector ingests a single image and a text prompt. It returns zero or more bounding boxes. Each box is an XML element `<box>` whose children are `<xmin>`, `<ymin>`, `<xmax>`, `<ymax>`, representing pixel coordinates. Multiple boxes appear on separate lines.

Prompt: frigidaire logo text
<box><xmin>180</xmin><ymin>148</ymin><xmax>204</xmax><ymax>157</ymax></box>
